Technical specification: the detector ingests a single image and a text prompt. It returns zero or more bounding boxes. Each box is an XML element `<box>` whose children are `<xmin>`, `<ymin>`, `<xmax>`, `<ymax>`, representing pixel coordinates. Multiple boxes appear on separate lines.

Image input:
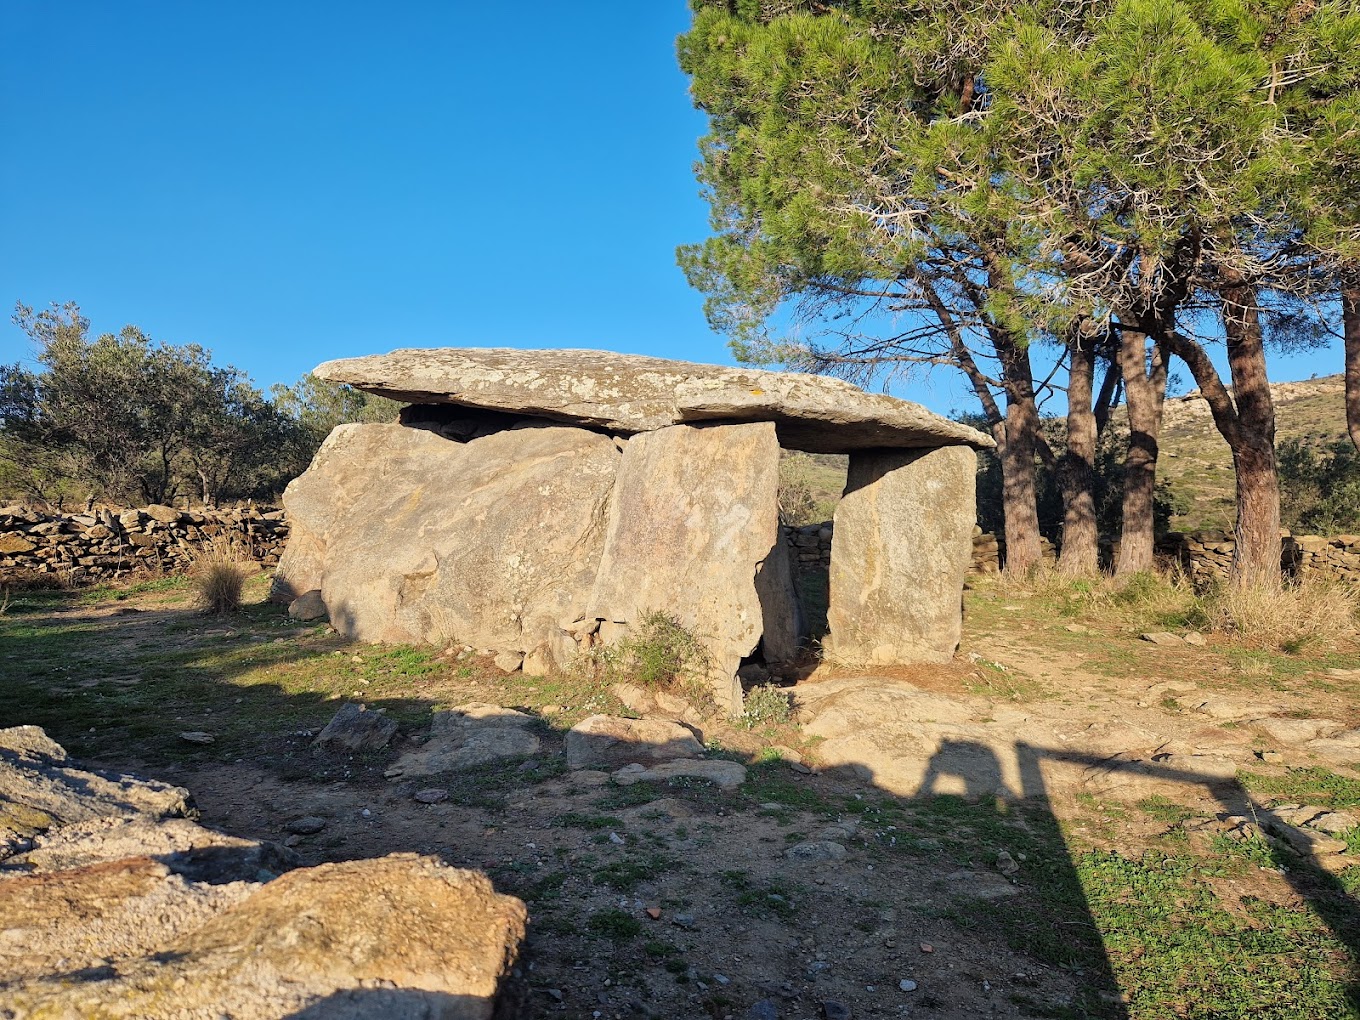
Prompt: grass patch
<box><xmin>742</xmin><ymin>763</ymin><xmax>833</xmax><ymax>815</ymax></box>
<box><xmin>1137</xmin><ymin>796</ymin><xmax>1200</xmax><ymax>826</ymax></box>
<box><xmin>1080</xmin><ymin>848</ymin><xmax>1358</xmax><ymax>1019</ymax></box>
<box><xmin>555</xmin><ymin>812</ymin><xmax>623</xmax><ymax>831</ymax></box>
<box><xmin>1240</xmin><ymin>767</ymin><xmax>1360</xmax><ymax>810</ymax></box>
<box><xmin>718</xmin><ymin>870</ymin><xmax>800</xmax><ymax>918</ymax></box>
<box><xmin>591</xmin><ymin>851</ymin><xmax>678</xmax><ymax>892</ymax></box>
<box><xmin>587</xmin><ymin>908</ymin><xmax>641</xmax><ymax>941</ymax></box>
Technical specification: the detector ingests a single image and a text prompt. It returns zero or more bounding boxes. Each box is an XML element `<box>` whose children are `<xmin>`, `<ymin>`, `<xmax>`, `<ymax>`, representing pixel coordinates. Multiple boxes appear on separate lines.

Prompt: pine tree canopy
<box><xmin>678</xmin><ymin>0</ymin><xmax>1360</xmax><ymax>358</ymax></box>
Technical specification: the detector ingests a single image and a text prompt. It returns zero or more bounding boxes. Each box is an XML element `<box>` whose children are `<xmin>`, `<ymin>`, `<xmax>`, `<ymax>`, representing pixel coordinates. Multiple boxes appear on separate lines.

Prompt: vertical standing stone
<box><xmin>276</xmin><ymin>422</ymin><xmax>619</xmax><ymax>656</ymax></box>
<box><xmin>825</xmin><ymin>446</ymin><xmax>975</xmax><ymax>665</ymax></box>
<box><xmin>755</xmin><ymin>529</ymin><xmax>806</xmax><ymax>665</ymax></box>
<box><xmin>586</xmin><ymin>422</ymin><xmax>796</xmax><ymax>713</ymax></box>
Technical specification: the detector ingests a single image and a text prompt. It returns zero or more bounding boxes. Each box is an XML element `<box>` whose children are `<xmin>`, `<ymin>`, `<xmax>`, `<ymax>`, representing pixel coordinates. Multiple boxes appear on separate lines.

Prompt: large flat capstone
<box><xmin>313</xmin><ymin>348</ymin><xmax>993</xmax><ymax>454</ymax></box>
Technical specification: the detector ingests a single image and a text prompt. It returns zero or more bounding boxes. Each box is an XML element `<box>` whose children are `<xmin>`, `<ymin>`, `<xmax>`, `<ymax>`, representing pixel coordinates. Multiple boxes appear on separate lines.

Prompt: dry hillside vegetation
<box><xmin>3</xmin><ymin>570</ymin><xmax>1360</xmax><ymax>1018</ymax></box>
<box><xmin>1146</xmin><ymin>374</ymin><xmax>1350</xmax><ymax>533</ymax></box>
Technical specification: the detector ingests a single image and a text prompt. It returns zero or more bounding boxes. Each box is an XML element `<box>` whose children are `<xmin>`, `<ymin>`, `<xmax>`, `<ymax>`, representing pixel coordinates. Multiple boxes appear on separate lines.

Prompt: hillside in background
<box><xmin>1154</xmin><ymin>374</ymin><xmax>1349</xmax><ymax>532</ymax></box>
<box><xmin>779</xmin><ymin>375</ymin><xmax>1353</xmax><ymax>535</ymax></box>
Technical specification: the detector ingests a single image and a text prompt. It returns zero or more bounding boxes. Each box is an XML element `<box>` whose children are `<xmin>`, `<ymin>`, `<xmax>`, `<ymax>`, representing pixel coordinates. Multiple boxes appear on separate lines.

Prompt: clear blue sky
<box><xmin>0</xmin><ymin>1</ymin><xmax>1348</xmax><ymax>418</ymax></box>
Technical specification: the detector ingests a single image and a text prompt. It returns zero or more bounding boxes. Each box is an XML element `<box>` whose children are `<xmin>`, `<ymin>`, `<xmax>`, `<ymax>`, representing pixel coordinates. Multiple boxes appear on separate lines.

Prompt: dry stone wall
<box><xmin>954</xmin><ymin>527</ymin><xmax>1360</xmax><ymax>582</ymax></box>
<box><xmin>0</xmin><ymin>503</ymin><xmax>288</xmax><ymax>584</ymax></box>
<box><xmin>1161</xmin><ymin>530</ymin><xmax>1360</xmax><ymax>585</ymax></box>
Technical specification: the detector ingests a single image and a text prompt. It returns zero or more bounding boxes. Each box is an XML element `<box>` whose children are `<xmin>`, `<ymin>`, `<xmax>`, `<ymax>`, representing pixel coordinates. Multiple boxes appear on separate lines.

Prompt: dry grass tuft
<box><xmin>991</xmin><ymin>565</ymin><xmax>1359</xmax><ymax>653</ymax></box>
<box><xmin>1195</xmin><ymin>577</ymin><xmax>1360</xmax><ymax>654</ymax></box>
<box><xmin>191</xmin><ymin>551</ymin><xmax>252</xmax><ymax>615</ymax></box>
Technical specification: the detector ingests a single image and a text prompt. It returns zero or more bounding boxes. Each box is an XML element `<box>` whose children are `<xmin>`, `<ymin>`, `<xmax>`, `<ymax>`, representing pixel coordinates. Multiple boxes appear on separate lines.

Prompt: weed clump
<box><xmin>739</xmin><ymin>684</ymin><xmax>793</xmax><ymax>730</ymax></box>
<box><xmin>617</xmin><ymin>611</ymin><xmax>709</xmax><ymax>688</ymax></box>
<box><xmin>584</xmin><ymin>610</ymin><xmax>715</xmax><ymax>710</ymax></box>
<box><xmin>192</xmin><ymin>555</ymin><xmax>250</xmax><ymax>614</ymax></box>
<box><xmin>1194</xmin><ymin>576</ymin><xmax>1359</xmax><ymax>653</ymax></box>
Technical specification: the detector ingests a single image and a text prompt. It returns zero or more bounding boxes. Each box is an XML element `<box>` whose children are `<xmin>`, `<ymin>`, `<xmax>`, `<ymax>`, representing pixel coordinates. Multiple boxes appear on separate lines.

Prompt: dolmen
<box><xmin>272</xmin><ymin>348</ymin><xmax>992</xmax><ymax>713</ymax></box>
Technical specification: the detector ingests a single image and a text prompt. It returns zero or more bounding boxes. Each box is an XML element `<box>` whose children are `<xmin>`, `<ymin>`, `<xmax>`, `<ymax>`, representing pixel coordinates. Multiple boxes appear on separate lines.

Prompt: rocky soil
<box><xmin>5</xmin><ymin>577</ymin><xmax>1360</xmax><ymax>1018</ymax></box>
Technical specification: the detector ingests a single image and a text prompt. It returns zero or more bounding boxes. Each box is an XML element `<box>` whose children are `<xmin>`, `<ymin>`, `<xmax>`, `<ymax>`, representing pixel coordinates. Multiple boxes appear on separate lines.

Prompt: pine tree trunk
<box><xmin>1344</xmin><ymin>279</ymin><xmax>1360</xmax><ymax>455</ymax></box>
<box><xmin>1221</xmin><ymin>274</ymin><xmax>1281</xmax><ymax>587</ymax></box>
<box><xmin>1058</xmin><ymin>331</ymin><xmax>1098</xmax><ymax>575</ymax></box>
<box><xmin>1116</xmin><ymin>330</ymin><xmax>1166</xmax><ymax>575</ymax></box>
<box><xmin>997</xmin><ymin>339</ymin><xmax>1043</xmax><ymax>575</ymax></box>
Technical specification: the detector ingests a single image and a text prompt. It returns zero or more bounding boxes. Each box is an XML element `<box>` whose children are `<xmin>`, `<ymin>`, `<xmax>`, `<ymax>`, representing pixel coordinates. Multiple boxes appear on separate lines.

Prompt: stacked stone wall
<box><xmin>954</xmin><ymin>527</ymin><xmax>1360</xmax><ymax>583</ymax></box>
<box><xmin>785</xmin><ymin>522</ymin><xmax>833</xmax><ymax>571</ymax></box>
<box><xmin>0</xmin><ymin>504</ymin><xmax>288</xmax><ymax>585</ymax></box>
<box><xmin>1159</xmin><ymin>531</ymin><xmax>1360</xmax><ymax>585</ymax></box>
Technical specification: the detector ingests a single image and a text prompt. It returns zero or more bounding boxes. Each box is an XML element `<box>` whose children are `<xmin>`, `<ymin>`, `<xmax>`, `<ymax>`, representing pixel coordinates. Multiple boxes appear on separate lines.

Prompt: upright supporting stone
<box><xmin>825</xmin><ymin>446</ymin><xmax>975</xmax><ymax>665</ymax></box>
<box><xmin>585</xmin><ymin>422</ymin><xmax>797</xmax><ymax>713</ymax></box>
<box><xmin>277</xmin><ymin>422</ymin><xmax>619</xmax><ymax>655</ymax></box>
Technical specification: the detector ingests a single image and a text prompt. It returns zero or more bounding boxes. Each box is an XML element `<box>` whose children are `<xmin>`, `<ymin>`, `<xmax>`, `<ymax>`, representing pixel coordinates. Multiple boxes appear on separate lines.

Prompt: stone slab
<box><xmin>386</xmin><ymin>704</ymin><xmax>541</xmax><ymax>778</ymax></box>
<box><xmin>611</xmin><ymin>759</ymin><xmax>746</xmax><ymax>790</ymax></box>
<box><xmin>824</xmin><ymin>446</ymin><xmax>975</xmax><ymax>666</ymax></box>
<box><xmin>565</xmin><ymin>715</ymin><xmax>704</xmax><ymax>769</ymax></box>
<box><xmin>313</xmin><ymin>347</ymin><xmax>993</xmax><ymax>454</ymax></box>
<box><xmin>275</xmin><ymin>422</ymin><xmax>618</xmax><ymax>660</ymax></box>
<box><xmin>584</xmin><ymin>422</ymin><xmax>794</xmax><ymax>712</ymax></box>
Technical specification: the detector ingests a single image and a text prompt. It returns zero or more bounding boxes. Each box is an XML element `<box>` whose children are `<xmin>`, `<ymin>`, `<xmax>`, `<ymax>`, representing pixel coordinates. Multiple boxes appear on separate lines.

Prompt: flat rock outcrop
<box><xmin>0</xmin><ymin>727</ymin><xmax>526</xmax><ymax>1019</ymax></box>
<box><xmin>386</xmin><ymin>703</ymin><xmax>541</xmax><ymax>778</ymax></box>
<box><xmin>0</xmin><ymin>725</ymin><xmax>192</xmax><ymax>859</ymax></box>
<box><xmin>314</xmin><ymin>347</ymin><xmax>993</xmax><ymax>453</ymax></box>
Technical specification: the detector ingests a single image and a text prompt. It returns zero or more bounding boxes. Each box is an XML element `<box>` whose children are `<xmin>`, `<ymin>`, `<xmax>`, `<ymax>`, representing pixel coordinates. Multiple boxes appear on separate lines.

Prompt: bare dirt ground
<box><xmin>7</xmin><ymin>573</ymin><xmax>1360</xmax><ymax>1019</ymax></box>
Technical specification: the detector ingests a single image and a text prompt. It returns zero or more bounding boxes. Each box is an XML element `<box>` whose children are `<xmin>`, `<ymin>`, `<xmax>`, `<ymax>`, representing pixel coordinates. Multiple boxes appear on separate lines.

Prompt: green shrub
<box><xmin>617</xmin><ymin>611</ymin><xmax>708</xmax><ymax>688</ymax></box>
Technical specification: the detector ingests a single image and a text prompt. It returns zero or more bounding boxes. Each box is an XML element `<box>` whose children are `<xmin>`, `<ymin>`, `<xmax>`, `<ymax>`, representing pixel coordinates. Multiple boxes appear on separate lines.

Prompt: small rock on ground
<box><xmin>1140</xmin><ymin>632</ymin><xmax>1183</xmax><ymax>646</ymax></box>
<box><xmin>493</xmin><ymin>650</ymin><xmax>524</xmax><ymax>674</ymax></box>
<box><xmin>785</xmin><ymin>840</ymin><xmax>846</xmax><ymax>862</ymax></box>
<box><xmin>285</xmin><ymin>816</ymin><xmax>327</xmax><ymax>835</ymax></box>
<box><xmin>314</xmin><ymin>703</ymin><xmax>398</xmax><ymax>753</ymax></box>
<box><xmin>287</xmin><ymin>590</ymin><xmax>327</xmax><ymax>621</ymax></box>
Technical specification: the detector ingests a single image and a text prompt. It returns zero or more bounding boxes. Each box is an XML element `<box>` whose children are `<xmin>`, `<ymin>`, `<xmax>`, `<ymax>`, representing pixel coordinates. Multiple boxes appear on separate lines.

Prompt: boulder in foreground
<box><xmin>4</xmin><ymin>854</ymin><xmax>526</xmax><ymax>1020</ymax></box>
<box><xmin>0</xmin><ymin>726</ymin><xmax>527</xmax><ymax>1020</ymax></box>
